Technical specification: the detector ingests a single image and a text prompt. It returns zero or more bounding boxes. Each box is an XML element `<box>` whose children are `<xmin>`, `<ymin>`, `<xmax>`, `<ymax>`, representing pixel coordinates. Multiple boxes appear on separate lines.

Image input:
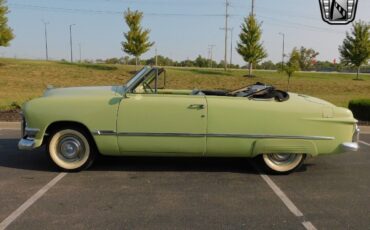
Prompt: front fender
<box><xmin>22</xmin><ymin>96</ymin><xmax>121</xmax><ymax>154</ymax></box>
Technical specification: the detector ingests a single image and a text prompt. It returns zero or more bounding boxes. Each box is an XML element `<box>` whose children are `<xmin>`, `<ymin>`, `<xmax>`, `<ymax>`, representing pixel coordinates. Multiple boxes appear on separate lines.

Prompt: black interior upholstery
<box><xmin>191</xmin><ymin>90</ymin><xmax>228</xmax><ymax>96</ymax></box>
<box><xmin>191</xmin><ymin>83</ymin><xmax>289</xmax><ymax>102</ymax></box>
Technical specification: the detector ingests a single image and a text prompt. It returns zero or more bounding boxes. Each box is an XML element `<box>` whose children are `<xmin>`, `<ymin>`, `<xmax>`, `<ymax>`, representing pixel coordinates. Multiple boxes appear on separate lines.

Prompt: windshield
<box><xmin>124</xmin><ymin>67</ymin><xmax>151</xmax><ymax>88</ymax></box>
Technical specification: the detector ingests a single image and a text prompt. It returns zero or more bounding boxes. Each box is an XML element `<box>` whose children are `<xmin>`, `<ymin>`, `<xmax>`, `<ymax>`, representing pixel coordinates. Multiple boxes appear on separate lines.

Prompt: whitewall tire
<box><xmin>261</xmin><ymin>153</ymin><xmax>306</xmax><ymax>174</ymax></box>
<box><xmin>47</xmin><ymin>128</ymin><xmax>96</xmax><ymax>171</ymax></box>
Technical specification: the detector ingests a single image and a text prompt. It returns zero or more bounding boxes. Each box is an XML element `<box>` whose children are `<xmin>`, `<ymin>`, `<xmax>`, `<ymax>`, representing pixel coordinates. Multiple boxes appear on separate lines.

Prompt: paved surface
<box><xmin>0</xmin><ymin>128</ymin><xmax>369</xmax><ymax>230</ymax></box>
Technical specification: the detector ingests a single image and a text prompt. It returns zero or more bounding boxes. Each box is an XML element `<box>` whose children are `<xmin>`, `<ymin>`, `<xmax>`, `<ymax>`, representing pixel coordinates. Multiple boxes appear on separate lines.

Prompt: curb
<box><xmin>0</xmin><ymin>122</ymin><xmax>21</xmax><ymax>129</ymax></box>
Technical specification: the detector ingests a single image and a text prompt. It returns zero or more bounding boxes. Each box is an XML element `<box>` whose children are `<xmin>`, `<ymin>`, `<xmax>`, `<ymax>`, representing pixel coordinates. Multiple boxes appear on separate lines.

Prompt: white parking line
<box><xmin>302</xmin><ymin>221</ymin><xmax>317</xmax><ymax>230</ymax></box>
<box><xmin>251</xmin><ymin>163</ymin><xmax>317</xmax><ymax>230</ymax></box>
<box><xmin>359</xmin><ymin>140</ymin><xmax>370</xmax><ymax>147</ymax></box>
<box><xmin>259</xmin><ymin>174</ymin><xmax>303</xmax><ymax>217</ymax></box>
<box><xmin>0</xmin><ymin>173</ymin><xmax>67</xmax><ymax>230</ymax></box>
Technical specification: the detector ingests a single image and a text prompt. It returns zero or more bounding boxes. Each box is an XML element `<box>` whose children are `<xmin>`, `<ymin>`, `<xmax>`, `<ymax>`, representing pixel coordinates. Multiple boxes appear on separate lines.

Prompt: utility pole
<box><xmin>78</xmin><ymin>43</ymin><xmax>82</xmax><ymax>62</ymax></box>
<box><xmin>208</xmin><ymin>45</ymin><xmax>216</xmax><ymax>68</ymax></box>
<box><xmin>42</xmin><ymin>21</ymin><xmax>49</xmax><ymax>61</ymax></box>
<box><xmin>69</xmin><ymin>24</ymin><xmax>76</xmax><ymax>63</ymax></box>
<box><xmin>229</xmin><ymin>28</ymin><xmax>234</xmax><ymax>67</ymax></box>
<box><xmin>155</xmin><ymin>47</ymin><xmax>158</xmax><ymax>66</ymax></box>
<box><xmin>279</xmin><ymin>32</ymin><xmax>285</xmax><ymax>71</ymax></box>
<box><xmin>207</xmin><ymin>47</ymin><xmax>211</xmax><ymax>63</ymax></box>
<box><xmin>222</xmin><ymin>0</ymin><xmax>229</xmax><ymax>71</ymax></box>
<box><xmin>251</xmin><ymin>0</ymin><xmax>255</xmax><ymax>15</ymax></box>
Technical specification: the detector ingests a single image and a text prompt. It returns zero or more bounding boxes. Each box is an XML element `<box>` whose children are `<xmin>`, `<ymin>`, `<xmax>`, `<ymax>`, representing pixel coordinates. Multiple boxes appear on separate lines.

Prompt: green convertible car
<box><xmin>19</xmin><ymin>66</ymin><xmax>359</xmax><ymax>173</ymax></box>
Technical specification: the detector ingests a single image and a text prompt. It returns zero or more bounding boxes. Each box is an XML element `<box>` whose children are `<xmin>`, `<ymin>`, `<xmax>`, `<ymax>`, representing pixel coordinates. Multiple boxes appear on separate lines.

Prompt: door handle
<box><xmin>188</xmin><ymin>104</ymin><xmax>205</xmax><ymax>110</ymax></box>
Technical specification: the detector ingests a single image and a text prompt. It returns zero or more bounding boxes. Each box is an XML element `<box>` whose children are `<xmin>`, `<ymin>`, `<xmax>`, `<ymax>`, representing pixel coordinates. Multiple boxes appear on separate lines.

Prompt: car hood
<box><xmin>43</xmin><ymin>86</ymin><xmax>123</xmax><ymax>97</ymax></box>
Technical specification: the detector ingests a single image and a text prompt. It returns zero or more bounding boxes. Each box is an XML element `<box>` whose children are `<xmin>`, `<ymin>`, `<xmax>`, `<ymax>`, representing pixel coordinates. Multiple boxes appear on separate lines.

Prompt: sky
<box><xmin>3</xmin><ymin>0</ymin><xmax>370</xmax><ymax>65</ymax></box>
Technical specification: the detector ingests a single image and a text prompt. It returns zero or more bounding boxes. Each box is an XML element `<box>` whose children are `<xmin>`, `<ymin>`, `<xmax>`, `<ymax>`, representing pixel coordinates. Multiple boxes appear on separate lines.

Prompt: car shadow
<box><xmin>91</xmin><ymin>156</ymin><xmax>260</xmax><ymax>174</ymax></box>
<box><xmin>0</xmin><ymin>139</ymin><xmax>57</xmax><ymax>172</ymax></box>
<box><xmin>0</xmin><ymin>138</ymin><xmax>309</xmax><ymax>174</ymax></box>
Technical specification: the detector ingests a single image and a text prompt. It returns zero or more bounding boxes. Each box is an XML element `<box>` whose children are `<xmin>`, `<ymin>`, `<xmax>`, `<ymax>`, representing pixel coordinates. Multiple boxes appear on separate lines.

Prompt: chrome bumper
<box><xmin>18</xmin><ymin>138</ymin><xmax>36</xmax><ymax>151</ymax></box>
<box><xmin>341</xmin><ymin>124</ymin><xmax>360</xmax><ymax>152</ymax></box>
<box><xmin>19</xmin><ymin>114</ymin><xmax>39</xmax><ymax>151</ymax></box>
<box><xmin>341</xmin><ymin>142</ymin><xmax>359</xmax><ymax>152</ymax></box>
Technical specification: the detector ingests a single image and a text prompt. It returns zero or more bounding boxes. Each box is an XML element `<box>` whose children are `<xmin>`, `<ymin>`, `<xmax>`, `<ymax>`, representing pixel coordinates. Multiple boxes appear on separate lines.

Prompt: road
<box><xmin>0</xmin><ymin>127</ymin><xmax>369</xmax><ymax>230</ymax></box>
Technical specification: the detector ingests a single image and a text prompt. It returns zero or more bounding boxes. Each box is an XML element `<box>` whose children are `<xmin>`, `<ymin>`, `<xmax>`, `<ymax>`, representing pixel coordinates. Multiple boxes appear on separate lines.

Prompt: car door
<box><xmin>116</xmin><ymin>93</ymin><xmax>207</xmax><ymax>156</ymax></box>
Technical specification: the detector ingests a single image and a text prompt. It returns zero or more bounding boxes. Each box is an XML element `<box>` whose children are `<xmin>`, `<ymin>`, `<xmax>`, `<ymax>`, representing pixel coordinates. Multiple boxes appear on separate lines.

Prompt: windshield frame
<box><xmin>142</xmin><ymin>68</ymin><xmax>166</xmax><ymax>93</ymax></box>
<box><xmin>124</xmin><ymin>66</ymin><xmax>152</xmax><ymax>90</ymax></box>
<box><xmin>125</xmin><ymin>67</ymin><xmax>166</xmax><ymax>94</ymax></box>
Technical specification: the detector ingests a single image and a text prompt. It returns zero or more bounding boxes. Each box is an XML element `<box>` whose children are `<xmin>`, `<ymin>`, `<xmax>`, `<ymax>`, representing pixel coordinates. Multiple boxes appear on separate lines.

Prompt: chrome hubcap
<box><xmin>267</xmin><ymin>153</ymin><xmax>297</xmax><ymax>165</ymax></box>
<box><xmin>58</xmin><ymin>136</ymin><xmax>84</xmax><ymax>161</ymax></box>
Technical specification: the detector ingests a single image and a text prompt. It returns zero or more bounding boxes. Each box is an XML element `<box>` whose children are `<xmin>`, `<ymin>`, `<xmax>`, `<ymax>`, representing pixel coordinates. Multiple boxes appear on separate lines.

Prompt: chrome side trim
<box><xmin>206</xmin><ymin>134</ymin><xmax>335</xmax><ymax>140</ymax></box>
<box><xmin>92</xmin><ymin>130</ymin><xmax>116</xmax><ymax>136</ymax></box>
<box><xmin>118</xmin><ymin>132</ymin><xmax>205</xmax><ymax>137</ymax></box>
<box><xmin>92</xmin><ymin>130</ymin><xmax>335</xmax><ymax>140</ymax></box>
<box><xmin>114</xmin><ymin>132</ymin><xmax>334</xmax><ymax>140</ymax></box>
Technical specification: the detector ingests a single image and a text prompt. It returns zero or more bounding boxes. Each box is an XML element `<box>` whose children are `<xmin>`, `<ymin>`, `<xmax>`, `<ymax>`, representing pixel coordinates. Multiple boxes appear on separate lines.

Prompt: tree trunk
<box><xmin>135</xmin><ymin>56</ymin><xmax>139</xmax><ymax>70</ymax></box>
<box><xmin>248</xmin><ymin>62</ymin><xmax>253</xmax><ymax>77</ymax></box>
<box><xmin>287</xmin><ymin>74</ymin><xmax>291</xmax><ymax>91</ymax></box>
<box><xmin>356</xmin><ymin>67</ymin><xmax>360</xmax><ymax>80</ymax></box>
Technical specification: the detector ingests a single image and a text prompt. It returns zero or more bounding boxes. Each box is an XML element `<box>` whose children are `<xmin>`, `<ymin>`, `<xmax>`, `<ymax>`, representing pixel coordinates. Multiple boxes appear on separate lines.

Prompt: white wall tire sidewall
<box><xmin>262</xmin><ymin>154</ymin><xmax>304</xmax><ymax>173</ymax></box>
<box><xmin>49</xmin><ymin>129</ymin><xmax>90</xmax><ymax>170</ymax></box>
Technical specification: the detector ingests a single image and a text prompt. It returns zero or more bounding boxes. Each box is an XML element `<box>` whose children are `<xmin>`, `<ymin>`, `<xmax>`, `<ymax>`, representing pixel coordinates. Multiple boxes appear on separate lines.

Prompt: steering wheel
<box><xmin>143</xmin><ymin>82</ymin><xmax>154</xmax><ymax>93</ymax></box>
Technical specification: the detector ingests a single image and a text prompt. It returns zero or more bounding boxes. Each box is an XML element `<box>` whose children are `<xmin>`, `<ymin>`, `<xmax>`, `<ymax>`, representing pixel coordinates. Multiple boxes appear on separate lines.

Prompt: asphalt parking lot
<box><xmin>0</xmin><ymin>125</ymin><xmax>369</xmax><ymax>230</ymax></box>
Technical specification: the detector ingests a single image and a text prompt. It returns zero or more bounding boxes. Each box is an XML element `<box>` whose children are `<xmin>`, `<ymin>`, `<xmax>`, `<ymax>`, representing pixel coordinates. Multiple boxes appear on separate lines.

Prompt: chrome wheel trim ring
<box><xmin>57</xmin><ymin>136</ymin><xmax>85</xmax><ymax>162</ymax></box>
<box><xmin>267</xmin><ymin>153</ymin><xmax>297</xmax><ymax>165</ymax></box>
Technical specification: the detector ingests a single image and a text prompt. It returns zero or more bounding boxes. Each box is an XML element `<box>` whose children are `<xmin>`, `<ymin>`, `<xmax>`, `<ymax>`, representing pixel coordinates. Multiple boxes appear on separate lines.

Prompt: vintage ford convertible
<box><xmin>19</xmin><ymin>67</ymin><xmax>359</xmax><ymax>173</ymax></box>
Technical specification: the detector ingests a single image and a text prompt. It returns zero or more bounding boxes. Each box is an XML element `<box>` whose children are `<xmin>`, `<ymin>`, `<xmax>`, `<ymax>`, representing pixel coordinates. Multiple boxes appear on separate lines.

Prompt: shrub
<box><xmin>348</xmin><ymin>99</ymin><xmax>370</xmax><ymax>121</ymax></box>
<box><xmin>10</xmin><ymin>101</ymin><xmax>21</xmax><ymax>110</ymax></box>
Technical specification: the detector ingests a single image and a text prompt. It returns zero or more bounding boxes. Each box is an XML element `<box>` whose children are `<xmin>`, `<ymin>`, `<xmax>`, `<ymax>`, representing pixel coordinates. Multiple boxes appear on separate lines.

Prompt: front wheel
<box><xmin>47</xmin><ymin>128</ymin><xmax>96</xmax><ymax>172</ymax></box>
<box><xmin>260</xmin><ymin>153</ymin><xmax>306</xmax><ymax>174</ymax></box>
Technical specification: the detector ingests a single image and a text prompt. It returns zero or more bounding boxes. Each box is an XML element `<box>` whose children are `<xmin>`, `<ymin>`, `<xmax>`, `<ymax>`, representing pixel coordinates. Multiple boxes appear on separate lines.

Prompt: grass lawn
<box><xmin>0</xmin><ymin>58</ymin><xmax>369</xmax><ymax>110</ymax></box>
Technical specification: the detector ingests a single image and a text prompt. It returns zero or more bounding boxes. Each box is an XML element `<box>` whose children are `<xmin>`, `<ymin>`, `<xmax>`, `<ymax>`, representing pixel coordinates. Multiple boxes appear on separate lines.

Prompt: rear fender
<box><xmin>252</xmin><ymin>139</ymin><xmax>318</xmax><ymax>157</ymax></box>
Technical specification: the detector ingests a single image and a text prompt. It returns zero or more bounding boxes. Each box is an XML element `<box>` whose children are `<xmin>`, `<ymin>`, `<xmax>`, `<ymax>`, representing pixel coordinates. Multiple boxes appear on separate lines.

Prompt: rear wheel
<box><xmin>47</xmin><ymin>128</ymin><xmax>96</xmax><ymax>172</ymax></box>
<box><xmin>260</xmin><ymin>153</ymin><xmax>306</xmax><ymax>174</ymax></box>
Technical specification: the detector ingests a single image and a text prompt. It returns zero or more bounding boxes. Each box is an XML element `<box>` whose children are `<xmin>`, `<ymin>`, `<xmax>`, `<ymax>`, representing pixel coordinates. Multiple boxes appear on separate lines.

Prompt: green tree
<box><xmin>236</xmin><ymin>14</ymin><xmax>267</xmax><ymax>77</ymax></box>
<box><xmin>258</xmin><ymin>60</ymin><xmax>276</xmax><ymax>70</ymax></box>
<box><xmin>284</xmin><ymin>48</ymin><xmax>300</xmax><ymax>89</ymax></box>
<box><xmin>145</xmin><ymin>55</ymin><xmax>175</xmax><ymax>66</ymax></box>
<box><xmin>195</xmin><ymin>55</ymin><xmax>208</xmax><ymax>67</ymax></box>
<box><xmin>339</xmin><ymin>21</ymin><xmax>370</xmax><ymax>80</ymax></box>
<box><xmin>105</xmin><ymin>57</ymin><xmax>120</xmax><ymax>64</ymax></box>
<box><xmin>122</xmin><ymin>8</ymin><xmax>154</xmax><ymax>67</ymax></box>
<box><xmin>298</xmin><ymin>46</ymin><xmax>319</xmax><ymax>71</ymax></box>
<box><xmin>0</xmin><ymin>0</ymin><xmax>14</xmax><ymax>47</ymax></box>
